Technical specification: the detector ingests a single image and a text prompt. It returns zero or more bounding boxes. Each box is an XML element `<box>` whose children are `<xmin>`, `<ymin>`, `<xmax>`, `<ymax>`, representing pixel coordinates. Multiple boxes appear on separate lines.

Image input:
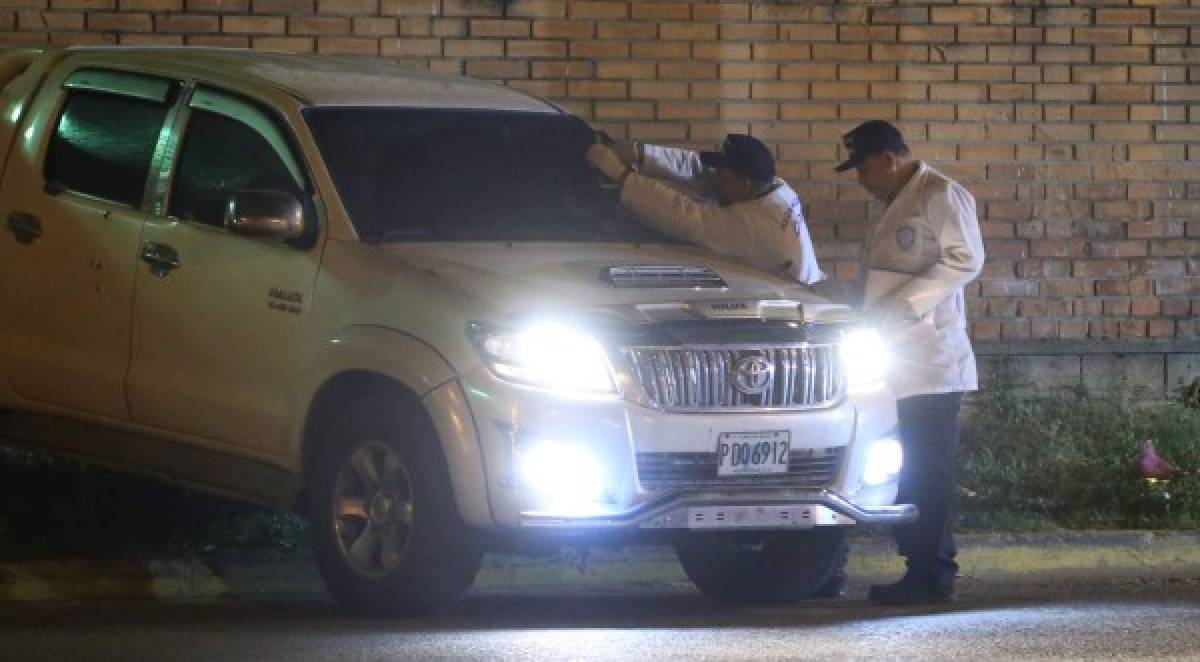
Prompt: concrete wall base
<box><xmin>975</xmin><ymin>340</ymin><xmax>1200</xmax><ymax>401</ymax></box>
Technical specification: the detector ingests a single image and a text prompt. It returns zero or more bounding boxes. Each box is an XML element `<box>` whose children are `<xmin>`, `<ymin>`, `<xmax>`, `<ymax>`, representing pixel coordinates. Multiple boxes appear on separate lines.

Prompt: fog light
<box><xmin>519</xmin><ymin>442</ymin><xmax>606</xmax><ymax>506</ymax></box>
<box><xmin>863</xmin><ymin>437</ymin><xmax>903</xmax><ymax>487</ymax></box>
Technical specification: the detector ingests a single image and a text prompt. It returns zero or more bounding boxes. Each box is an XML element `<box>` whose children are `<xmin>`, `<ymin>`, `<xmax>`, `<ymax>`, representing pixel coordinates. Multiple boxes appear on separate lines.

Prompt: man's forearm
<box><xmin>619</xmin><ymin>171</ymin><xmax>709</xmax><ymax>245</ymax></box>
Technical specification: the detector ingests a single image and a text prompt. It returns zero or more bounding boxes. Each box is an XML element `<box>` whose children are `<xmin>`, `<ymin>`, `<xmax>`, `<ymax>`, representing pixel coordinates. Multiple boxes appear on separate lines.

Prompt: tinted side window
<box><xmin>168</xmin><ymin>109</ymin><xmax>302</xmax><ymax>227</ymax></box>
<box><xmin>44</xmin><ymin>90</ymin><xmax>168</xmax><ymax>207</ymax></box>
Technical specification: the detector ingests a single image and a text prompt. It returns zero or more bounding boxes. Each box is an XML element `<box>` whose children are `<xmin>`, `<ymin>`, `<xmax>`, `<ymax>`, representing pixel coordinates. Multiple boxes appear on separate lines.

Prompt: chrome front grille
<box><xmin>624</xmin><ymin>345</ymin><xmax>843</xmax><ymax>411</ymax></box>
<box><xmin>637</xmin><ymin>447</ymin><xmax>844</xmax><ymax>490</ymax></box>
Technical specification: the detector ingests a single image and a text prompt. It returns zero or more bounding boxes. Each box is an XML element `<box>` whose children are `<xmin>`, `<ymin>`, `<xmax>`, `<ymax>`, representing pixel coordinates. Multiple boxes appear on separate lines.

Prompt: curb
<box><xmin>2</xmin><ymin>531</ymin><xmax>1199</xmax><ymax>602</ymax></box>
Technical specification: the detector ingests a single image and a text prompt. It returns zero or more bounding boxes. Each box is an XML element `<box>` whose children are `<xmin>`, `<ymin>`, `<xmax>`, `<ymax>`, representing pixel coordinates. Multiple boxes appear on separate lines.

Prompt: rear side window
<box><xmin>44</xmin><ymin>89</ymin><xmax>169</xmax><ymax>207</ymax></box>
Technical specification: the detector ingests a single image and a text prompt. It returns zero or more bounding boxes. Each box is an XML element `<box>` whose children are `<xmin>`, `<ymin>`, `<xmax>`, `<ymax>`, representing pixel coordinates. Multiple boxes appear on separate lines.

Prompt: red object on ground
<box><xmin>1138</xmin><ymin>440</ymin><xmax>1180</xmax><ymax>480</ymax></box>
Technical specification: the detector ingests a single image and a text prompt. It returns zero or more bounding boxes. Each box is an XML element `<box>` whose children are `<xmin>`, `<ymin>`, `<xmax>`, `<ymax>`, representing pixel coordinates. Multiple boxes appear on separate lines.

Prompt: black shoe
<box><xmin>813</xmin><ymin>575</ymin><xmax>848</xmax><ymax>599</ymax></box>
<box><xmin>867</xmin><ymin>575</ymin><xmax>953</xmax><ymax>606</ymax></box>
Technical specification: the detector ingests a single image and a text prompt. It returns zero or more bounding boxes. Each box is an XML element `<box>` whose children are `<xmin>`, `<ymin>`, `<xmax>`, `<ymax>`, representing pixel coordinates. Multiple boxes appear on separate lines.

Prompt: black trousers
<box><xmin>893</xmin><ymin>391</ymin><xmax>964</xmax><ymax>586</ymax></box>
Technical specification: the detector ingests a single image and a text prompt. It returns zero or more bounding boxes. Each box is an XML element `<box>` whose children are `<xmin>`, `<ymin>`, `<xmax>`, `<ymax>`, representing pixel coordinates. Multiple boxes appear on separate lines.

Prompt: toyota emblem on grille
<box><xmin>733</xmin><ymin>355</ymin><xmax>774</xmax><ymax>395</ymax></box>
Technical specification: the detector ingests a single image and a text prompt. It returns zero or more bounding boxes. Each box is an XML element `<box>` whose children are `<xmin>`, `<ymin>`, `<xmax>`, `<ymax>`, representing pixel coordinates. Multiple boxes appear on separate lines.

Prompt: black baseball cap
<box><xmin>834</xmin><ymin>120</ymin><xmax>910</xmax><ymax>172</ymax></box>
<box><xmin>700</xmin><ymin>134</ymin><xmax>776</xmax><ymax>183</ymax></box>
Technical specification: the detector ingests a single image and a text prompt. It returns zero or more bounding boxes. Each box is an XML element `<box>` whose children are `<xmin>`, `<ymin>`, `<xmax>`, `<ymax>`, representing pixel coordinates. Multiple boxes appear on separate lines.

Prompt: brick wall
<box><xmin>1</xmin><ymin>0</ymin><xmax>1198</xmax><ymax>349</ymax></box>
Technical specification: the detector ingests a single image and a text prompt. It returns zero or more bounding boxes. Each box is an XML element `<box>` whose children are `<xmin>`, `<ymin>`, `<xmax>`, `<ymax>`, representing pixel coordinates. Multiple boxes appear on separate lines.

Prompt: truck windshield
<box><xmin>304</xmin><ymin>107</ymin><xmax>678</xmax><ymax>243</ymax></box>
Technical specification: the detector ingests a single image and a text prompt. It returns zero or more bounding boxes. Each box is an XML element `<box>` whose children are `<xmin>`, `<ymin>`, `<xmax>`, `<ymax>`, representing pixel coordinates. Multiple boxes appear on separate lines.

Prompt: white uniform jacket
<box><xmin>618</xmin><ymin>144</ymin><xmax>822</xmax><ymax>284</ymax></box>
<box><xmin>864</xmin><ymin>162</ymin><xmax>985</xmax><ymax>399</ymax></box>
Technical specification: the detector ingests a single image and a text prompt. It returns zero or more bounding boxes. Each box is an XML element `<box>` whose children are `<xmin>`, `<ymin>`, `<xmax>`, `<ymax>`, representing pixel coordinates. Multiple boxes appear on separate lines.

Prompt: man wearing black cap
<box><xmin>585</xmin><ymin>134</ymin><xmax>821</xmax><ymax>284</ymax></box>
<box><xmin>828</xmin><ymin>120</ymin><xmax>985</xmax><ymax>605</ymax></box>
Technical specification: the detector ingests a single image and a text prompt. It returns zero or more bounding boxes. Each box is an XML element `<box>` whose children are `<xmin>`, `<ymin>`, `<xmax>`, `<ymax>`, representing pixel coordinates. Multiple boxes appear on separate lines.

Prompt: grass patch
<box><xmin>959</xmin><ymin>383</ymin><xmax>1200</xmax><ymax>531</ymax></box>
<box><xmin>0</xmin><ymin>446</ymin><xmax>308</xmax><ymax>561</ymax></box>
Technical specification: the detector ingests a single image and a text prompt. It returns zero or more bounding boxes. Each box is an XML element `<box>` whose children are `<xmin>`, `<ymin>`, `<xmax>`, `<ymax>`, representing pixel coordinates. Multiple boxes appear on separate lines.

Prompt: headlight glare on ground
<box><xmin>863</xmin><ymin>437</ymin><xmax>904</xmax><ymax>487</ymax></box>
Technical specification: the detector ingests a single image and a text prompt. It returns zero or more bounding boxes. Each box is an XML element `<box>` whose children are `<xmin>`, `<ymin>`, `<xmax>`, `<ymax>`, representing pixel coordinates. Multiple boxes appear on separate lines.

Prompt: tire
<box><xmin>308</xmin><ymin>396</ymin><xmax>482</xmax><ymax>617</ymax></box>
<box><xmin>675</xmin><ymin>528</ymin><xmax>848</xmax><ymax>605</ymax></box>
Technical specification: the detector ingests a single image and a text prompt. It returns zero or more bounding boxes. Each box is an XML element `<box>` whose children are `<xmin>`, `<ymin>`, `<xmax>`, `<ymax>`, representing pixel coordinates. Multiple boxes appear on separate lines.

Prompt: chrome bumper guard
<box><xmin>519</xmin><ymin>490</ymin><xmax>918</xmax><ymax>529</ymax></box>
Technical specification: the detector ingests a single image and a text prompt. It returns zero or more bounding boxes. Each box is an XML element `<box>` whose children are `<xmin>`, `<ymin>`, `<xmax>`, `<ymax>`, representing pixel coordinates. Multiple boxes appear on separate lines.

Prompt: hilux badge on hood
<box><xmin>690</xmin><ymin>300</ymin><xmax>806</xmax><ymax>321</ymax></box>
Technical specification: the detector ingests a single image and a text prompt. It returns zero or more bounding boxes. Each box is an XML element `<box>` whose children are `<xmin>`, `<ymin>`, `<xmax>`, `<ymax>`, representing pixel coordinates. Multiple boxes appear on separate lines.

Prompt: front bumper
<box><xmin>519</xmin><ymin>489</ymin><xmax>918</xmax><ymax>529</ymax></box>
<box><xmin>452</xmin><ymin>359</ymin><xmax>906</xmax><ymax>530</ymax></box>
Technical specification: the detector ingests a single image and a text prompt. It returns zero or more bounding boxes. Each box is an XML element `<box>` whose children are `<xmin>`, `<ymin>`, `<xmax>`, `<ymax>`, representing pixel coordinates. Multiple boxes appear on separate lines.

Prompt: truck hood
<box><xmin>373</xmin><ymin>242</ymin><xmax>850</xmax><ymax>325</ymax></box>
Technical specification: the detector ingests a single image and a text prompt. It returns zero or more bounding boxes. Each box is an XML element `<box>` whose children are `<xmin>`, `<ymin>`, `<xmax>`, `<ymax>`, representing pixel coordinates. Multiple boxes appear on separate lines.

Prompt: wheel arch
<box><xmin>298</xmin><ymin>368</ymin><xmax>493</xmax><ymax>528</ymax></box>
<box><xmin>301</xmin><ymin>370</ymin><xmax>422</xmax><ymax>485</ymax></box>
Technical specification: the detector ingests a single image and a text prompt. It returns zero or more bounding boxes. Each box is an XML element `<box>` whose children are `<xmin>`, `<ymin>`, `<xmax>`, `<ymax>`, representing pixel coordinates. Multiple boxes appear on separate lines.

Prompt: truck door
<box><xmin>126</xmin><ymin>85</ymin><xmax>322</xmax><ymax>456</ymax></box>
<box><xmin>0</xmin><ymin>68</ymin><xmax>176</xmax><ymax>419</ymax></box>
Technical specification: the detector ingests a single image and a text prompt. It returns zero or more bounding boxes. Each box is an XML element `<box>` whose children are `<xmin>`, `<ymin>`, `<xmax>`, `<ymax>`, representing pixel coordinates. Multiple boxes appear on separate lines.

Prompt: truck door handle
<box><xmin>7</xmin><ymin>211</ymin><xmax>42</xmax><ymax>244</ymax></box>
<box><xmin>140</xmin><ymin>241</ymin><xmax>180</xmax><ymax>277</ymax></box>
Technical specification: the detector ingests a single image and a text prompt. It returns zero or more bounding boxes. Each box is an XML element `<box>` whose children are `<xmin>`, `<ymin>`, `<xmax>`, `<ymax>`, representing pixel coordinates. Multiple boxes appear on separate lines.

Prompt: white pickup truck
<box><xmin>0</xmin><ymin>46</ymin><xmax>912</xmax><ymax>615</ymax></box>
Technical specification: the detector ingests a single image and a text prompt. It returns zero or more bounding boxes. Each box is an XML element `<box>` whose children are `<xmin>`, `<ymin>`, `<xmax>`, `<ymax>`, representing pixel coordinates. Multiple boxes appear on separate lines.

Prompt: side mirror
<box><xmin>225</xmin><ymin>190</ymin><xmax>305</xmax><ymax>240</ymax></box>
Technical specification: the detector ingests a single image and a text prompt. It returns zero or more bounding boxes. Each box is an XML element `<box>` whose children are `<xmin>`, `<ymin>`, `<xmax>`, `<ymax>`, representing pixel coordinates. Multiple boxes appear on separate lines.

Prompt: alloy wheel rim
<box><xmin>332</xmin><ymin>440</ymin><xmax>414</xmax><ymax>577</ymax></box>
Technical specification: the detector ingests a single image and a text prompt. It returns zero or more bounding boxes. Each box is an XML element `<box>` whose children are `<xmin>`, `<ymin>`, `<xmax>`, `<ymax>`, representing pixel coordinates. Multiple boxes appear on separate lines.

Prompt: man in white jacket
<box><xmin>585</xmin><ymin>133</ymin><xmax>822</xmax><ymax>284</ymax></box>
<box><xmin>830</xmin><ymin>120</ymin><xmax>986</xmax><ymax>605</ymax></box>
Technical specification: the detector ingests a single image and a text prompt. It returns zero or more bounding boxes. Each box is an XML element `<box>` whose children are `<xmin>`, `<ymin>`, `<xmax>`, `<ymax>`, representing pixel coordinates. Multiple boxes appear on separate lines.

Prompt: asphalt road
<box><xmin>2</xmin><ymin>582</ymin><xmax>1198</xmax><ymax>661</ymax></box>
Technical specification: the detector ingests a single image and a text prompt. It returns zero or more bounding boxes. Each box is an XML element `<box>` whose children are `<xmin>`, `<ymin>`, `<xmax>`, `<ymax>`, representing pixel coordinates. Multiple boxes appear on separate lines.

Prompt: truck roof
<box><xmin>58</xmin><ymin>46</ymin><xmax>557</xmax><ymax>112</ymax></box>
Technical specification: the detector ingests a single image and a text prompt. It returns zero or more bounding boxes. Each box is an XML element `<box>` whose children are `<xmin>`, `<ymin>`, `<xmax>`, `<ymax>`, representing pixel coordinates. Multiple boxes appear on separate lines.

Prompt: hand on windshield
<box><xmin>612</xmin><ymin>140</ymin><xmax>639</xmax><ymax>167</ymax></box>
<box><xmin>592</xmin><ymin>131</ymin><xmax>638</xmax><ymax>167</ymax></box>
<box><xmin>587</xmin><ymin>144</ymin><xmax>628</xmax><ymax>182</ymax></box>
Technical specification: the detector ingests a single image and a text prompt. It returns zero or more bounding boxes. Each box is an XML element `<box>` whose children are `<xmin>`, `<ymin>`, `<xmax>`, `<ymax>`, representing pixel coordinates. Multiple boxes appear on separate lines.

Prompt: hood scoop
<box><xmin>602</xmin><ymin>265</ymin><xmax>728</xmax><ymax>290</ymax></box>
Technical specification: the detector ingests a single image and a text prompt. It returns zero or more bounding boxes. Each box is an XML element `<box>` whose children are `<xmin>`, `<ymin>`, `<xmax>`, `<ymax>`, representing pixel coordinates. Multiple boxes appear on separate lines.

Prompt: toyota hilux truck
<box><xmin>0</xmin><ymin>47</ymin><xmax>912</xmax><ymax>615</ymax></box>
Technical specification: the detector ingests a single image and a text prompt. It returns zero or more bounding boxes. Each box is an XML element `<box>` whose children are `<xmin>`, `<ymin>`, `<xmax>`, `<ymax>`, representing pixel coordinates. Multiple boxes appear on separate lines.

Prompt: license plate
<box><xmin>716</xmin><ymin>431</ymin><xmax>790</xmax><ymax>476</ymax></box>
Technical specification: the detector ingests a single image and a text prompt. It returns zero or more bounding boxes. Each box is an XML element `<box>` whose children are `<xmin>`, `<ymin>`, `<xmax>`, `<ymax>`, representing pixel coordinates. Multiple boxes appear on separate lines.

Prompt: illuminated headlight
<box><xmin>469</xmin><ymin>322</ymin><xmax>617</xmax><ymax>394</ymax></box>
<box><xmin>863</xmin><ymin>437</ymin><xmax>903</xmax><ymax>487</ymax></box>
<box><xmin>519</xmin><ymin>441</ymin><xmax>607</xmax><ymax>506</ymax></box>
<box><xmin>841</xmin><ymin>328</ymin><xmax>890</xmax><ymax>389</ymax></box>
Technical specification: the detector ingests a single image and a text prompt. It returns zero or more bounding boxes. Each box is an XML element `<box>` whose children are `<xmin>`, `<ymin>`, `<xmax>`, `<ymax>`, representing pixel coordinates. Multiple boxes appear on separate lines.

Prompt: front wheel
<box><xmin>308</xmin><ymin>396</ymin><xmax>481</xmax><ymax>617</ymax></box>
<box><xmin>675</xmin><ymin>528</ymin><xmax>848</xmax><ymax>605</ymax></box>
